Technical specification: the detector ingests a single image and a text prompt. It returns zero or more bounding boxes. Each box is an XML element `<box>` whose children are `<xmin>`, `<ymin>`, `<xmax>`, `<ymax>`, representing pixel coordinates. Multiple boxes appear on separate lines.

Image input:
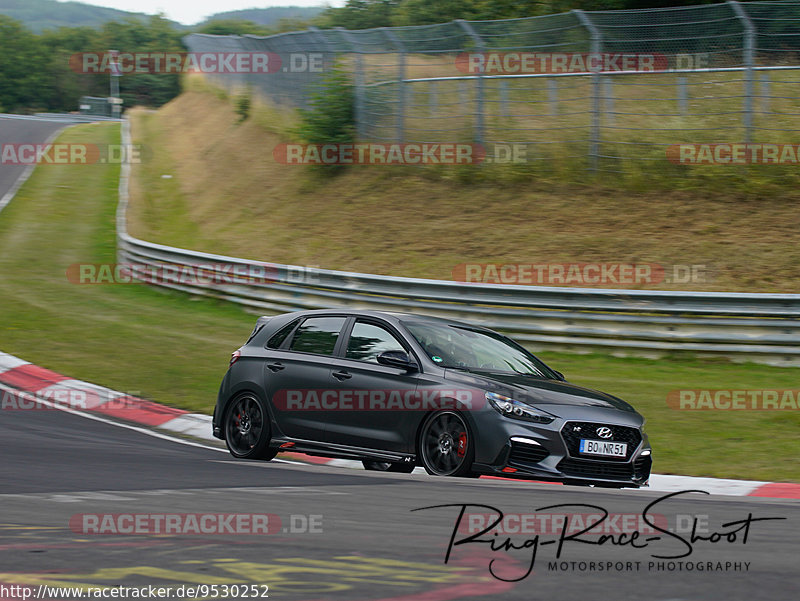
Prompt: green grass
<box><xmin>0</xmin><ymin>123</ymin><xmax>256</xmax><ymax>412</ymax></box>
<box><xmin>0</xmin><ymin>122</ymin><xmax>798</xmax><ymax>482</ymax></box>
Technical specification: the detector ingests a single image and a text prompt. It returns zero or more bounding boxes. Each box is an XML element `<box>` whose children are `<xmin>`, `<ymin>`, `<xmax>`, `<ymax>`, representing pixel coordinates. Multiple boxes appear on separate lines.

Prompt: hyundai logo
<box><xmin>596</xmin><ymin>427</ymin><xmax>613</xmax><ymax>439</ymax></box>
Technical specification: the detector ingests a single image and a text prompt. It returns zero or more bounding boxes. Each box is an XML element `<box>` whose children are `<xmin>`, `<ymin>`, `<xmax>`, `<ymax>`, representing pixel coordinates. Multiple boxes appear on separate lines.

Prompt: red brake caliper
<box><xmin>457</xmin><ymin>432</ymin><xmax>467</xmax><ymax>457</ymax></box>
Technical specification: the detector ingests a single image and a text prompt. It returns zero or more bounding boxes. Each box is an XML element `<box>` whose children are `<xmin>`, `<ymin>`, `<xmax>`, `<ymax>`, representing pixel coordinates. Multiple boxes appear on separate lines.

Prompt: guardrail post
<box><xmin>336</xmin><ymin>27</ymin><xmax>366</xmax><ymax>141</ymax></box>
<box><xmin>728</xmin><ymin>1</ymin><xmax>755</xmax><ymax>144</ymax></box>
<box><xmin>381</xmin><ymin>28</ymin><xmax>407</xmax><ymax>143</ymax></box>
<box><xmin>455</xmin><ymin>19</ymin><xmax>485</xmax><ymax>147</ymax></box>
<box><xmin>573</xmin><ymin>10</ymin><xmax>602</xmax><ymax>172</ymax></box>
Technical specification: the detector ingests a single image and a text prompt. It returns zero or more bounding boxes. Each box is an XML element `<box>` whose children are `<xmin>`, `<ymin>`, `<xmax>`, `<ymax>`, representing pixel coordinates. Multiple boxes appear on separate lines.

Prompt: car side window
<box><xmin>346</xmin><ymin>321</ymin><xmax>406</xmax><ymax>363</ymax></box>
<box><xmin>288</xmin><ymin>316</ymin><xmax>346</xmax><ymax>356</ymax></box>
<box><xmin>266</xmin><ymin>320</ymin><xmax>299</xmax><ymax>349</ymax></box>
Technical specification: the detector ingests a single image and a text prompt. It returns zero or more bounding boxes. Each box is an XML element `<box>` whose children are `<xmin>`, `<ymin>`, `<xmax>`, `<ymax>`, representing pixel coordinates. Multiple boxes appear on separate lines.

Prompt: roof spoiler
<box><xmin>246</xmin><ymin>315</ymin><xmax>273</xmax><ymax>342</ymax></box>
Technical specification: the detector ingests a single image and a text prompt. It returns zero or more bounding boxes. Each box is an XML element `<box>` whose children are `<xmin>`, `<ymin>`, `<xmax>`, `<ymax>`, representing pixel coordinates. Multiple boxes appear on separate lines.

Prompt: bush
<box><xmin>234</xmin><ymin>89</ymin><xmax>251</xmax><ymax>122</ymax></box>
<box><xmin>294</xmin><ymin>64</ymin><xmax>355</xmax><ymax>147</ymax></box>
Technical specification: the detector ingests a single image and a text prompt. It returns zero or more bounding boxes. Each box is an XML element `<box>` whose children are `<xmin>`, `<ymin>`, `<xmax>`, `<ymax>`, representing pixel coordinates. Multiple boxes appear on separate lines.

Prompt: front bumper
<box><xmin>471</xmin><ymin>408</ymin><xmax>651</xmax><ymax>487</ymax></box>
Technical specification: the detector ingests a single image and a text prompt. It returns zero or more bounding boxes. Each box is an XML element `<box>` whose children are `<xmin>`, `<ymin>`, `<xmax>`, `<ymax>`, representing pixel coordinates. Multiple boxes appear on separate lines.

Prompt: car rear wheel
<box><xmin>224</xmin><ymin>393</ymin><xmax>277</xmax><ymax>460</ymax></box>
<box><xmin>419</xmin><ymin>410</ymin><xmax>474</xmax><ymax>477</ymax></box>
<box><xmin>362</xmin><ymin>460</ymin><xmax>416</xmax><ymax>473</ymax></box>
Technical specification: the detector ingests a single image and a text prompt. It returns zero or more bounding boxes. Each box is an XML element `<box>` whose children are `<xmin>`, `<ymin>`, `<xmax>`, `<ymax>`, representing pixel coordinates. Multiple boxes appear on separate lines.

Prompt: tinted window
<box><xmin>266</xmin><ymin>320</ymin><xmax>299</xmax><ymax>349</ymax></box>
<box><xmin>346</xmin><ymin>321</ymin><xmax>405</xmax><ymax>363</ymax></box>
<box><xmin>289</xmin><ymin>317</ymin><xmax>346</xmax><ymax>355</ymax></box>
<box><xmin>405</xmin><ymin>322</ymin><xmax>557</xmax><ymax>378</ymax></box>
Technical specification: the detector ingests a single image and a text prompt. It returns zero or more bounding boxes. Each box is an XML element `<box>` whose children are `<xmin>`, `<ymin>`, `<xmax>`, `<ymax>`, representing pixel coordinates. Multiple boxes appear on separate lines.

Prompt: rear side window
<box><xmin>289</xmin><ymin>316</ymin><xmax>346</xmax><ymax>356</ymax></box>
<box><xmin>266</xmin><ymin>320</ymin><xmax>299</xmax><ymax>349</ymax></box>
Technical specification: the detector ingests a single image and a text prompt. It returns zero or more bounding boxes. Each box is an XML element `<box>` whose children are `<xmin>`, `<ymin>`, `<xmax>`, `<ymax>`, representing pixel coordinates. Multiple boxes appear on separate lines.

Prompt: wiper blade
<box><xmin>451</xmin><ymin>366</ymin><xmax>544</xmax><ymax>377</ymax></box>
<box><xmin>511</xmin><ymin>369</ymin><xmax>545</xmax><ymax>378</ymax></box>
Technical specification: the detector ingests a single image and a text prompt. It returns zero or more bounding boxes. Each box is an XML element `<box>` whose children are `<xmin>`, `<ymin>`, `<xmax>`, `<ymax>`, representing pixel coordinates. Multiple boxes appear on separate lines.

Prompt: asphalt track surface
<box><xmin>1</xmin><ymin>119</ymin><xmax>797</xmax><ymax>601</ymax></box>
<box><xmin>1</xmin><ymin>406</ymin><xmax>797</xmax><ymax>601</ymax></box>
<box><xmin>0</xmin><ymin>116</ymin><xmax>70</xmax><ymax>202</ymax></box>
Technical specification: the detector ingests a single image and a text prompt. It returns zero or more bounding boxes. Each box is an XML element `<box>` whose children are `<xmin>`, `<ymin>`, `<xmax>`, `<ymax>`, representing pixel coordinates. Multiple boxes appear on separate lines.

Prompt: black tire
<box><xmin>362</xmin><ymin>460</ymin><xmax>416</xmax><ymax>473</ymax></box>
<box><xmin>419</xmin><ymin>410</ymin><xmax>475</xmax><ymax>477</ymax></box>
<box><xmin>224</xmin><ymin>393</ymin><xmax>277</xmax><ymax>460</ymax></box>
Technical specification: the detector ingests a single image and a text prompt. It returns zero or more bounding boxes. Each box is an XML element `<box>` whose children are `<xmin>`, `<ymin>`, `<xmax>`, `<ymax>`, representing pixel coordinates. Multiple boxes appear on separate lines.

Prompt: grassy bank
<box><xmin>126</xmin><ymin>81</ymin><xmax>800</xmax><ymax>293</ymax></box>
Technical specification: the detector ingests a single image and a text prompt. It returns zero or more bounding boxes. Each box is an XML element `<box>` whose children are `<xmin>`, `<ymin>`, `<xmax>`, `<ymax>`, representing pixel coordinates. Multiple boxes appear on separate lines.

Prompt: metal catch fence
<box><xmin>185</xmin><ymin>1</ymin><xmax>800</xmax><ymax>171</ymax></box>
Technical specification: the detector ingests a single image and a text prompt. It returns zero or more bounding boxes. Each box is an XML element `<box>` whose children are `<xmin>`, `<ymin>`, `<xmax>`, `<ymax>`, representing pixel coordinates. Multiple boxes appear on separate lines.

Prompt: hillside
<box><xmin>0</xmin><ymin>1</ymin><xmax>324</xmax><ymax>32</ymax></box>
<box><xmin>0</xmin><ymin>0</ymin><xmax>153</xmax><ymax>32</ymax></box>
<box><xmin>126</xmin><ymin>83</ymin><xmax>800</xmax><ymax>293</ymax></box>
<box><xmin>197</xmin><ymin>6</ymin><xmax>325</xmax><ymax>28</ymax></box>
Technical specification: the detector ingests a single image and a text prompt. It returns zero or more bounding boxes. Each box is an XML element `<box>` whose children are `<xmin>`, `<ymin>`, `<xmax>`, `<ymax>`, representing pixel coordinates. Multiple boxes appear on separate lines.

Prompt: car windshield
<box><xmin>404</xmin><ymin>322</ymin><xmax>557</xmax><ymax>378</ymax></box>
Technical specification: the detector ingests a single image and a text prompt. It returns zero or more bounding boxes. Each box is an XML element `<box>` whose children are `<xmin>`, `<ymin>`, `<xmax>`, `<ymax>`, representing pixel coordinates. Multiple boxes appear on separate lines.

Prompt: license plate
<box><xmin>579</xmin><ymin>439</ymin><xmax>627</xmax><ymax>457</ymax></box>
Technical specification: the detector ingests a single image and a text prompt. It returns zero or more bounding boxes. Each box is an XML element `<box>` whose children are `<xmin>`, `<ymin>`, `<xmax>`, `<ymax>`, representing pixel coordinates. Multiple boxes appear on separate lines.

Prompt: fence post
<box><xmin>455</xmin><ymin>20</ymin><xmax>485</xmax><ymax>147</ymax></box>
<box><xmin>547</xmin><ymin>78</ymin><xmax>558</xmax><ymax>116</ymax></box>
<box><xmin>574</xmin><ymin>10</ymin><xmax>602</xmax><ymax>172</ymax></box>
<box><xmin>499</xmin><ymin>79</ymin><xmax>510</xmax><ymax>118</ymax></box>
<box><xmin>678</xmin><ymin>76</ymin><xmax>688</xmax><ymax>115</ymax></box>
<box><xmin>335</xmin><ymin>27</ymin><xmax>366</xmax><ymax>141</ymax></box>
<box><xmin>381</xmin><ymin>28</ymin><xmax>407</xmax><ymax>143</ymax></box>
<box><xmin>603</xmin><ymin>77</ymin><xmax>614</xmax><ymax>126</ymax></box>
<box><xmin>728</xmin><ymin>1</ymin><xmax>755</xmax><ymax>144</ymax></box>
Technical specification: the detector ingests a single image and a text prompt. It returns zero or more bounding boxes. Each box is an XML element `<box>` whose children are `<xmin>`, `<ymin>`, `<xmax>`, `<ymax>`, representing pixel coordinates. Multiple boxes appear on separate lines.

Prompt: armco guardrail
<box><xmin>116</xmin><ymin>121</ymin><xmax>800</xmax><ymax>366</ymax></box>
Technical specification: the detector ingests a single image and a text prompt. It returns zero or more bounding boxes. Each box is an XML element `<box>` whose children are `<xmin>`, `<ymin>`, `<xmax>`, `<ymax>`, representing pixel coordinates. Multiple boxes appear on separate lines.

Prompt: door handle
<box><xmin>332</xmin><ymin>370</ymin><xmax>352</xmax><ymax>380</ymax></box>
<box><xmin>267</xmin><ymin>362</ymin><xmax>285</xmax><ymax>372</ymax></box>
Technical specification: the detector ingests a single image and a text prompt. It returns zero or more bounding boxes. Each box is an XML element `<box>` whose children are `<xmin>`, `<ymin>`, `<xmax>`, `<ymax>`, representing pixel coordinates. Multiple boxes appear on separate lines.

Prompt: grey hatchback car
<box><xmin>213</xmin><ymin>310</ymin><xmax>652</xmax><ymax>487</ymax></box>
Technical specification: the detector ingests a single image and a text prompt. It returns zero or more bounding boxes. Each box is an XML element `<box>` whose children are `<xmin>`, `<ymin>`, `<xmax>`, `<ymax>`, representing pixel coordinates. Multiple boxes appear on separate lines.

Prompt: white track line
<box><xmin>0</xmin><ymin>124</ymin><xmax>76</xmax><ymax>214</ymax></box>
<box><xmin>2</xmin><ymin>382</ymin><xmax>224</xmax><ymax>453</ymax></box>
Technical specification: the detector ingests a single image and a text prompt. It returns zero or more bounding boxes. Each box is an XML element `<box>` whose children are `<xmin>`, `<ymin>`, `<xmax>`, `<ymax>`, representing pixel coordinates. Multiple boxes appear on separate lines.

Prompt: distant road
<box><xmin>0</xmin><ymin>115</ymin><xmax>71</xmax><ymax>208</ymax></box>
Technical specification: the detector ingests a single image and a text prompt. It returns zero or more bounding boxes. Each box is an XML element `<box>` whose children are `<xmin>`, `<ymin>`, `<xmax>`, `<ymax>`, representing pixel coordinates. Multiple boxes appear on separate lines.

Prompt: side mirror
<box><xmin>377</xmin><ymin>350</ymin><xmax>418</xmax><ymax>372</ymax></box>
<box><xmin>554</xmin><ymin>370</ymin><xmax>566</xmax><ymax>381</ymax></box>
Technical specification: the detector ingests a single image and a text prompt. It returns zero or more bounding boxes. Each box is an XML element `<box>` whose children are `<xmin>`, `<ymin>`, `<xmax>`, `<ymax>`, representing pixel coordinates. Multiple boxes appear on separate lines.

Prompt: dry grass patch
<box><xmin>127</xmin><ymin>85</ymin><xmax>800</xmax><ymax>292</ymax></box>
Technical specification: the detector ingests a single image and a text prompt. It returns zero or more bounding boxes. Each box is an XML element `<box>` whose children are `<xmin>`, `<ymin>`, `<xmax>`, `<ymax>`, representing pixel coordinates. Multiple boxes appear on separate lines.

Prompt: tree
<box><xmin>0</xmin><ymin>16</ymin><xmax>48</xmax><ymax>111</ymax></box>
<box><xmin>321</xmin><ymin>1</ymin><xmax>402</xmax><ymax>30</ymax></box>
<box><xmin>0</xmin><ymin>14</ymin><xmax>186</xmax><ymax>114</ymax></box>
<box><xmin>196</xmin><ymin>19</ymin><xmax>272</xmax><ymax>36</ymax></box>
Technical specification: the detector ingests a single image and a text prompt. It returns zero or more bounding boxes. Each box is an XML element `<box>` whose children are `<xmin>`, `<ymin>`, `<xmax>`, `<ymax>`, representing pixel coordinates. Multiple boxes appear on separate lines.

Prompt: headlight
<box><xmin>486</xmin><ymin>392</ymin><xmax>555</xmax><ymax>424</ymax></box>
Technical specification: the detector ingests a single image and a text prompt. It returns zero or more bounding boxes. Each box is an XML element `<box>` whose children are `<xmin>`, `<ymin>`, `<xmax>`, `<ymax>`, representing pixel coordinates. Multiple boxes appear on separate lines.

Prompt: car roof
<box><xmin>261</xmin><ymin>309</ymin><xmax>487</xmax><ymax>330</ymax></box>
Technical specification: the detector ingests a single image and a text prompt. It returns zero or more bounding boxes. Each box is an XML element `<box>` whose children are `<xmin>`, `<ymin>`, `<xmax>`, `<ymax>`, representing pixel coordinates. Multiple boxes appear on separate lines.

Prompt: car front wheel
<box><xmin>419</xmin><ymin>410</ymin><xmax>474</xmax><ymax>477</ymax></box>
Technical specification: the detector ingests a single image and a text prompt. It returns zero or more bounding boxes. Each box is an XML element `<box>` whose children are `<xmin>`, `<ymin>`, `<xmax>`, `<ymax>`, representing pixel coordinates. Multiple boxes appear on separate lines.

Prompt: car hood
<box><xmin>443</xmin><ymin>369</ymin><xmax>636</xmax><ymax>413</ymax></box>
